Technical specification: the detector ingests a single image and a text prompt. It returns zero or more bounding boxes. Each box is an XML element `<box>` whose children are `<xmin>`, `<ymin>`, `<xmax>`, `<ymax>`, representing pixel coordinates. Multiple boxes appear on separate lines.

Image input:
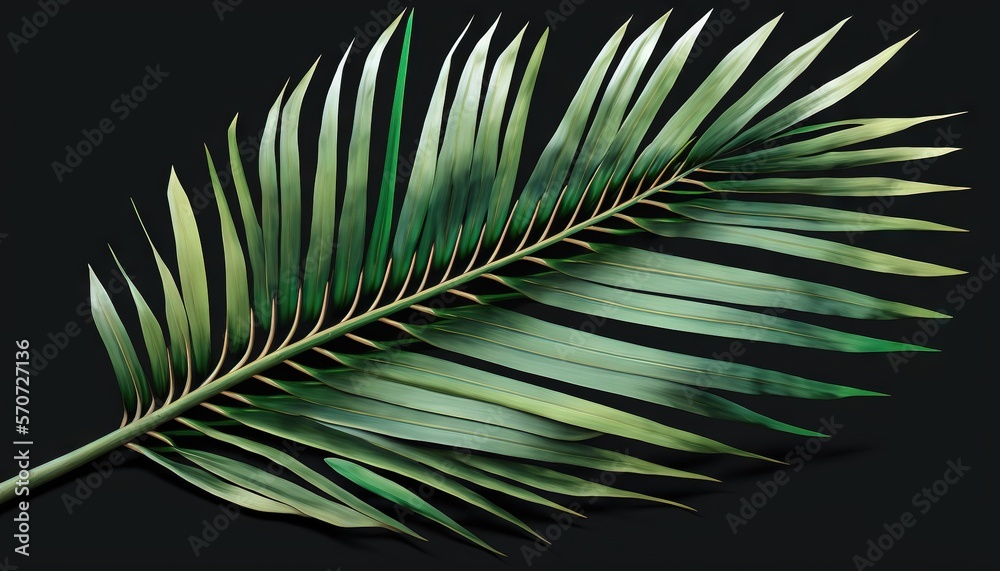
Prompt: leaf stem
<box><xmin>0</xmin><ymin>169</ymin><xmax>689</xmax><ymax>505</ymax></box>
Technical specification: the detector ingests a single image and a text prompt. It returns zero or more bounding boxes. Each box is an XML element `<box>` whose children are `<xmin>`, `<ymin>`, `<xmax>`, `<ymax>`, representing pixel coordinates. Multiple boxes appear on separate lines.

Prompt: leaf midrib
<box><xmin>0</xmin><ymin>165</ymin><xmax>693</xmax><ymax>504</ymax></box>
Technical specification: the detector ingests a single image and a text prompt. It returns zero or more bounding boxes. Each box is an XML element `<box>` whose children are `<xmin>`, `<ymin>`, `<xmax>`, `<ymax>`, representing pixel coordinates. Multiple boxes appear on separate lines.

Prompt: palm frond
<box><xmin>0</xmin><ymin>9</ymin><xmax>966</xmax><ymax>555</ymax></box>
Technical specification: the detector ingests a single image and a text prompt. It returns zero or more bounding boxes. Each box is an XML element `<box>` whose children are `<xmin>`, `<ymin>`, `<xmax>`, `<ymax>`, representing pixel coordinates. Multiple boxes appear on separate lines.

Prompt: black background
<box><xmin>3</xmin><ymin>0</ymin><xmax>997</xmax><ymax>569</ymax></box>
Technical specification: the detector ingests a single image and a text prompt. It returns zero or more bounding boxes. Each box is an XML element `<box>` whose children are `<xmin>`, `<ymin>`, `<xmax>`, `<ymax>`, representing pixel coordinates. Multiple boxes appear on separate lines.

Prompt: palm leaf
<box><xmin>0</xmin><ymin>10</ymin><xmax>966</xmax><ymax>556</ymax></box>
